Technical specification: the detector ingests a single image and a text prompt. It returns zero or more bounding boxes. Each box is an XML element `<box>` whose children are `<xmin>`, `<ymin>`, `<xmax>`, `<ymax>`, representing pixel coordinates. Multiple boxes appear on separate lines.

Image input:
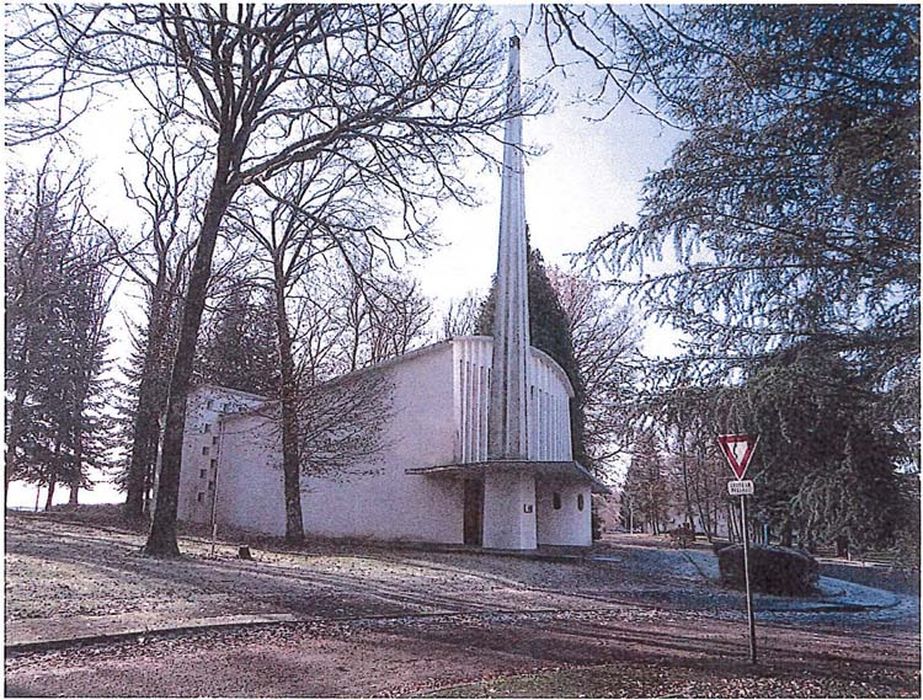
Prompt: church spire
<box><xmin>488</xmin><ymin>36</ymin><xmax>530</xmax><ymax>460</ymax></box>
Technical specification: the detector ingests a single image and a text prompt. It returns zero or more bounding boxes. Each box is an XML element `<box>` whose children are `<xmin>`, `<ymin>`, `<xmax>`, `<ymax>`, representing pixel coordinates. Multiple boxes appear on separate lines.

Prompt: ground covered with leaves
<box><xmin>4</xmin><ymin>510</ymin><xmax>920</xmax><ymax>697</ymax></box>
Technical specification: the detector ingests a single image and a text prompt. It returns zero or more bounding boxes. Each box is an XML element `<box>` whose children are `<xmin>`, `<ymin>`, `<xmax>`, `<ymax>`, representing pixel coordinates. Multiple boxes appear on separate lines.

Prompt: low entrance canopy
<box><xmin>406</xmin><ymin>459</ymin><xmax>610</xmax><ymax>495</ymax></box>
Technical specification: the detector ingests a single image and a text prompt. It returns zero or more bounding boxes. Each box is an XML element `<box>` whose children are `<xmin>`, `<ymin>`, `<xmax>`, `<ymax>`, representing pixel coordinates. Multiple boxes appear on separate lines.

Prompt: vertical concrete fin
<box><xmin>488</xmin><ymin>35</ymin><xmax>530</xmax><ymax>461</ymax></box>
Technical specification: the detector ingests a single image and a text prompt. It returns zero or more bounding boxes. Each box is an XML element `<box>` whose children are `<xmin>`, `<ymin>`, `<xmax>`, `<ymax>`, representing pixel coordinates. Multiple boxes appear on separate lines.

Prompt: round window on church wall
<box><xmin>577</xmin><ymin>494</ymin><xmax>585</xmax><ymax>511</ymax></box>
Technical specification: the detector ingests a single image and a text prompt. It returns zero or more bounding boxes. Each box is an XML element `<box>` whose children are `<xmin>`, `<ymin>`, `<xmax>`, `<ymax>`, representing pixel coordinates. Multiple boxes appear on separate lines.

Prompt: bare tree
<box><xmin>441</xmin><ymin>292</ymin><xmax>483</xmax><ymax>338</ymax></box>
<box><xmin>101</xmin><ymin>120</ymin><xmax>202</xmax><ymax>519</ymax></box>
<box><xmin>293</xmin><ymin>370</ymin><xmax>396</xmax><ymax>484</ymax></box>
<box><xmin>18</xmin><ymin>5</ymin><xmax>542</xmax><ymax>555</ymax></box>
<box><xmin>341</xmin><ymin>273</ymin><xmax>433</xmax><ymax>371</ymax></box>
<box><xmin>230</xmin><ymin>154</ymin><xmax>434</xmax><ymax>540</ymax></box>
<box><xmin>546</xmin><ymin>267</ymin><xmax>640</xmax><ymax>473</ymax></box>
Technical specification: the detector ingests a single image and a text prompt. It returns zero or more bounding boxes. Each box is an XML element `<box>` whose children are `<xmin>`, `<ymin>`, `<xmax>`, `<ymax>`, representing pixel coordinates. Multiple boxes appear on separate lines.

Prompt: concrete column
<box><xmin>482</xmin><ymin>469</ymin><xmax>537</xmax><ymax>550</ymax></box>
<box><xmin>488</xmin><ymin>36</ymin><xmax>530</xmax><ymax>461</ymax></box>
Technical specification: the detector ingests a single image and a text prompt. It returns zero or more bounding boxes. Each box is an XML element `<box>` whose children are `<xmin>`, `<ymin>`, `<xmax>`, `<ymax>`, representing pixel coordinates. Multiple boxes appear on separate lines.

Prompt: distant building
<box><xmin>174</xmin><ymin>38</ymin><xmax>607</xmax><ymax>550</ymax></box>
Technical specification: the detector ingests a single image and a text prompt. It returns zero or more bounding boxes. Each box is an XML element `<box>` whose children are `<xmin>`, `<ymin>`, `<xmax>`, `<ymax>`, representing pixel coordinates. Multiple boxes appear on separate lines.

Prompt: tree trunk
<box><xmin>44</xmin><ymin>435</ymin><xmax>63</xmax><ymax>511</ymax></box>
<box><xmin>727</xmin><ymin>501</ymin><xmax>737</xmax><ymax>542</ymax></box>
<box><xmin>272</xmin><ymin>267</ymin><xmax>305</xmax><ymax>543</ymax></box>
<box><xmin>44</xmin><ymin>474</ymin><xmax>57</xmax><ymax>511</ymax></box>
<box><xmin>6</xmin><ymin>331</ymin><xmax>33</xmax><ymax>493</ymax></box>
<box><xmin>69</xmin><ymin>397</ymin><xmax>85</xmax><ymax>507</ymax></box>
<box><xmin>143</xmin><ymin>178</ymin><xmax>234</xmax><ymax>557</ymax></box>
<box><xmin>678</xmin><ymin>429</ymin><xmax>694</xmax><ymax>529</ymax></box>
<box><xmin>781</xmin><ymin>517</ymin><xmax>793</xmax><ymax>547</ymax></box>
<box><xmin>125</xmin><ymin>284</ymin><xmax>172</xmax><ymax>519</ymax></box>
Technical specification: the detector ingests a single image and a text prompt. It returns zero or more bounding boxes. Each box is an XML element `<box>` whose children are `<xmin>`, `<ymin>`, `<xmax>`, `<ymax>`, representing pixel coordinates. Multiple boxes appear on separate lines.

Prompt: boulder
<box><xmin>718</xmin><ymin>543</ymin><xmax>819</xmax><ymax>596</ymax></box>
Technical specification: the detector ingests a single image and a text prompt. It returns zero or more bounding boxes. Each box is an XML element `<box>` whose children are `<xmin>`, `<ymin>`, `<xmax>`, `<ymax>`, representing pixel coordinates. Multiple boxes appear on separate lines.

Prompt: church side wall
<box><xmin>299</xmin><ymin>343</ymin><xmax>463</xmax><ymax>543</ymax></box>
<box><xmin>215</xmin><ymin>414</ymin><xmax>286</xmax><ymax>537</ymax></box>
<box><xmin>177</xmin><ymin>386</ymin><xmax>264</xmax><ymax>526</ymax></box>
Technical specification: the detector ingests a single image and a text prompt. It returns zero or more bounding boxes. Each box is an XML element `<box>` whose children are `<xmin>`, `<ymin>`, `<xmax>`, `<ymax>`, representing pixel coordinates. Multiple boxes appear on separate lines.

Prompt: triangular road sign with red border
<box><xmin>717</xmin><ymin>434</ymin><xmax>759</xmax><ymax>480</ymax></box>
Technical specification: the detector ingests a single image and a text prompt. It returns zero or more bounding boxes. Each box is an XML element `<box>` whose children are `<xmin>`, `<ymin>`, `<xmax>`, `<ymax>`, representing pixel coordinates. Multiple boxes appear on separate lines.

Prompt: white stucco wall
<box><xmin>299</xmin><ymin>342</ymin><xmax>464</xmax><ymax>543</ymax></box>
<box><xmin>200</xmin><ymin>343</ymin><xmax>463</xmax><ymax>543</ymax></box>
<box><xmin>535</xmin><ymin>479</ymin><xmax>591</xmax><ymax>546</ymax></box>
<box><xmin>482</xmin><ymin>470</ymin><xmax>537</xmax><ymax>549</ymax></box>
<box><xmin>177</xmin><ymin>341</ymin><xmax>594</xmax><ymax>549</ymax></box>
<box><xmin>214</xmin><ymin>413</ymin><xmax>286</xmax><ymax>536</ymax></box>
<box><xmin>176</xmin><ymin>385</ymin><xmax>266</xmax><ymax>526</ymax></box>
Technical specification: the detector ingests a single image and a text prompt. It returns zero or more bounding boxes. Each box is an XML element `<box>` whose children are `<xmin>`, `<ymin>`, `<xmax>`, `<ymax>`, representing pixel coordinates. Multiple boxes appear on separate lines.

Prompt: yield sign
<box><xmin>717</xmin><ymin>434</ymin><xmax>759</xmax><ymax>480</ymax></box>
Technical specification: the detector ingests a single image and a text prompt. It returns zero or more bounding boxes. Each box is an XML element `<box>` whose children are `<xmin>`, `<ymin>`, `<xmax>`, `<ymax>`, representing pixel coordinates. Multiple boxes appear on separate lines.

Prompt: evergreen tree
<box><xmin>5</xmin><ymin>161</ymin><xmax>115</xmax><ymax>503</ymax></box>
<box><xmin>196</xmin><ymin>284</ymin><xmax>279</xmax><ymax>396</ymax></box>
<box><xmin>621</xmin><ymin>429</ymin><xmax>670</xmax><ymax>534</ymax></box>
<box><xmin>112</xmin><ymin>294</ymin><xmax>181</xmax><ymax>509</ymax></box>
<box><xmin>740</xmin><ymin>341</ymin><xmax>907</xmax><ymax>551</ymax></box>
<box><xmin>581</xmin><ymin>5</ymin><xmax>919</xmax><ymax>442</ymax></box>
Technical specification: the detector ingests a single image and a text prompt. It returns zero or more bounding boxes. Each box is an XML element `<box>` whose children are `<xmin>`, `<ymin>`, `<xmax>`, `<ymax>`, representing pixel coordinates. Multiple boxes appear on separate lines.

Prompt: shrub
<box><xmin>669</xmin><ymin>523</ymin><xmax>695</xmax><ymax>548</ymax></box>
<box><xmin>718</xmin><ymin>544</ymin><xmax>819</xmax><ymax>596</ymax></box>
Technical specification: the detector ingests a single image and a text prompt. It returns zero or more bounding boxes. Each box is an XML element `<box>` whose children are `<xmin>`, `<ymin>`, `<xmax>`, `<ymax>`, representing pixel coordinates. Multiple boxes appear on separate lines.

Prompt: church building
<box><xmin>176</xmin><ymin>38</ymin><xmax>607</xmax><ymax>550</ymax></box>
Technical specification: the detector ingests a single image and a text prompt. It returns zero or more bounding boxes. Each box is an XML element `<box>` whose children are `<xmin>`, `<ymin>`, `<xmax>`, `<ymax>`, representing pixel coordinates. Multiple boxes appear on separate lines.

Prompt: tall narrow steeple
<box><xmin>488</xmin><ymin>36</ymin><xmax>530</xmax><ymax>460</ymax></box>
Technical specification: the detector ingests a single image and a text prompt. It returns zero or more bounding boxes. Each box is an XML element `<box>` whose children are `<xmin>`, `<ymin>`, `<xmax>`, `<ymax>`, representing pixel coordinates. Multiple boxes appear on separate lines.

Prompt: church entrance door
<box><xmin>463</xmin><ymin>478</ymin><xmax>483</xmax><ymax>546</ymax></box>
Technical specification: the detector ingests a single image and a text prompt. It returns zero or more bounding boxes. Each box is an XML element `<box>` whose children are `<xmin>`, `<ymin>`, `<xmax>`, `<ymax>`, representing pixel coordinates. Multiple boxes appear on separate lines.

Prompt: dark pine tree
<box><xmin>196</xmin><ymin>285</ymin><xmax>279</xmax><ymax>397</ymax></box>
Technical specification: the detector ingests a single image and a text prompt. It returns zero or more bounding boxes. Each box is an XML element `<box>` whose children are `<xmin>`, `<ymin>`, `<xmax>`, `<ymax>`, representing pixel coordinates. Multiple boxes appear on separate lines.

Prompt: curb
<box><xmin>5</xmin><ymin>614</ymin><xmax>302</xmax><ymax>655</ymax></box>
<box><xmin>4</xmin><ymin>606</ymin><xmax>610</xmax><ymax>656</ymax></box>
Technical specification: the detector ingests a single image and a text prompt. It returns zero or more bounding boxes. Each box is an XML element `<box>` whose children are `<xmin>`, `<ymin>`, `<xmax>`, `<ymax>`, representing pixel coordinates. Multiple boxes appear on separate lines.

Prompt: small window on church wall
<box><xmin>204</xmin><ymin>424</ymin><xmax>211</xmax><ymax>433</ymax></box>
<box><xmin>553</xmin><ymin>492</ymin><xmax>561</xmax><ymax>510</ymax></box>
<box><xmin>202</xmin><ymin>446</ymin><xmax>209</xmax><ymax>456</ymax></box>
<box><xmin>212</xmin><ymin>435</ymin><xmax>219</xmax><ymax>445</ymax></box>
<box><xmin>211</xmin><ymin>459</ymin><xmax>218</xmax><ymax>469</ymax></box>
<box><xmin>199</xmin><ymin>469</ymin><xmax>206</xmax><ymax>479</ymax></box>
<box><xmin>577</xmin><ymin>494</ymin><xmax>585</xmax><ymax>511</ymax></box>
<box><xmin>208</xmin><ymin>480</ymin><xmax>214</xmax><ymax>491</ymax></box>
<box><xmin>196</xmin><ymin>492</ymin><xmax>204</xmax><ymax>503</ymax></box>
<box><xmin>206</xmin><ymin>399</ymin><xmax>214</xmax><ymax>409</ymax></box>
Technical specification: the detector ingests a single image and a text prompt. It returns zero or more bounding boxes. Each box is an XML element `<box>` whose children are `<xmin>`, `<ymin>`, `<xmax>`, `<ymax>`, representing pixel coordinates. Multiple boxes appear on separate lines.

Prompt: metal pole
<box><xmin>740</xmin><ymin>494</ymin><xmax>757</xmax><ymax>664</ymax></box>
<box><xmin>209</xmin><ymin>418</ymin><xmax>223</xmax><ymax>559</ymax></box>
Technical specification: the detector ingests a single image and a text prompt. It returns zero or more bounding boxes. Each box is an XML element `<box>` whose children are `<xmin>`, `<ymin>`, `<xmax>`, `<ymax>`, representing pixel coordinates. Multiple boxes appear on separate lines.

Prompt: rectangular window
<box><xmin>211</xmin><ymin>459</ymin><xmax>218</xmax><ymax>469</ymax></box>
<box><xmin>208</xmin><ymin>481</ymin><xmax>214</xmax><ymax>491</ymax></box>
<box><xmin>212</xmin><ymin>435</ymin><xmax>219</xmax><ymax>445</ymax></box>
<box><xmin>206</xmin><ymin>399</ymin><xmax>214</xmax><ymax>409</ymax></box>
<box><xmin>196</xmin><ymin>492</ymin><xmax>204</xmax><ymax>503</ymax></box>
<box><xmin>199</xmin><ymin>469</ymin><xmax>206</xmax><ymax>479</ymax></box>
<box><xmin>202</xmin><ymin>446</ymin><xmax>209</xmax><ymax>456</ymax></box>
<box><xmin>204</xmin><ymin>424</ymin><xmax>211</xmax><ymax>434</ymax></box>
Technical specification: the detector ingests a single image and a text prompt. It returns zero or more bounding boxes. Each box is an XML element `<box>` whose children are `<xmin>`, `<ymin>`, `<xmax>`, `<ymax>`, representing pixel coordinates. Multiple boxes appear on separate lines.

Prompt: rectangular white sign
<box><xmin>728</xmin><ymin>479</ymin><xmax>754</xmax><ymax>496</ymax></box>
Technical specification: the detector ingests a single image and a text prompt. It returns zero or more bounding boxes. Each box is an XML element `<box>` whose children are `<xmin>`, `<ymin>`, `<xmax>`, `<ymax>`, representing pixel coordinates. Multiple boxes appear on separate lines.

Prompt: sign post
<box><xmin>717</xmin><ymin>433</ymin><xmax>759</xmax><ymax>665</ymax></box>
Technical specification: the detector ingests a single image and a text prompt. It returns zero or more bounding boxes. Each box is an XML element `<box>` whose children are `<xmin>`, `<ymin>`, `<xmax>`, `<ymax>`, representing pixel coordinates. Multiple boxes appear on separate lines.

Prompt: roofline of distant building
<box><xmin>188</xmin><ymin>382</ymin><xmax>270</xmax><ymax>402</ymax></box>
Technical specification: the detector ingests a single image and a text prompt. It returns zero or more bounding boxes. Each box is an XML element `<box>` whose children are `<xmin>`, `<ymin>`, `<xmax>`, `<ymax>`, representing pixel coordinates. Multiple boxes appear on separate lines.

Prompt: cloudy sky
<box><xmin>7</xmin><ymin>5</ymin><xmax>685</xmax><ymax>508</ymax></box>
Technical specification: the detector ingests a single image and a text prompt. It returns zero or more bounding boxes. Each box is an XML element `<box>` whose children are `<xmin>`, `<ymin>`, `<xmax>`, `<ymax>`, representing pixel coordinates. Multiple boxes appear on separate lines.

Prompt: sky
<box><xmin>5</xmin><ymin>5</ymin><xmax>686</xmax><ymax>509</ymax></box>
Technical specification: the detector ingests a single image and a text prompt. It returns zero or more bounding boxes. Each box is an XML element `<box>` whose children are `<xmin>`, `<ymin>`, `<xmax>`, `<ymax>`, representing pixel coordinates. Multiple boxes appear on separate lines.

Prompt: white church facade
<box><xmin>178</xmin><ymin>338</ymin><xmax>604</xmax><ymax>548</ymax></box>
<box><xmin>175</xmin><ymin>38</ymin><xmax>607</xmax><ymax>550</ymax></box>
